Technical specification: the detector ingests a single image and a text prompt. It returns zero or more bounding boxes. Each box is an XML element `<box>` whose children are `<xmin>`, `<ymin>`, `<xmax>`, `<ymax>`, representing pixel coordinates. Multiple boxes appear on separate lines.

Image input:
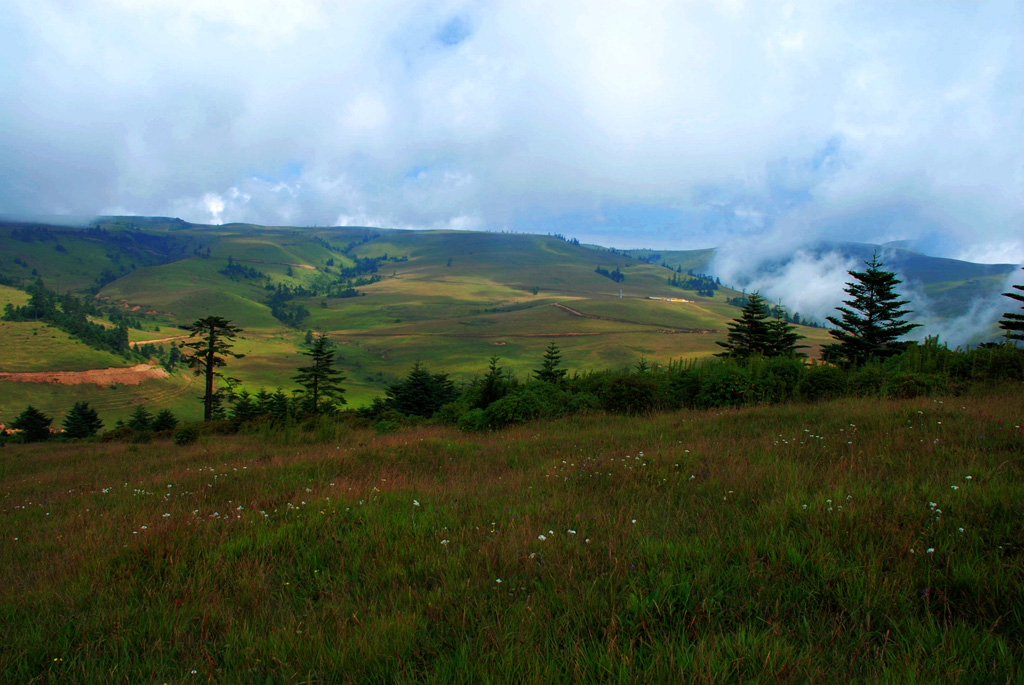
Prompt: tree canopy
<box><xmin>716</xmin><ymin>292</ymin><xmax>805</xmax><ymax>359</ymax></box>
<box><xmin>293</xmin><ymin>331</ymin><xmax>347</xmax><ymax>415</ymax></box>
<box><xmin>180</xmin><ymin>316</ymin><xmax>244</xmax><ymax>421</ymax></box>
<box><xmin>534</xmin><ymin>342</ymin><xmax>568</xmax><ymax>384</ymax></box>
<box><xmin>823</xmin><ymin>253</ymin><xmax>920</xmax><ymax>366</ymax></box>
<box><xmin>62</xmin><ymin>401</ymin><xmax>103</xmax><ymax>439</ymax></box>
<box><xmin>998</xmin><ymin>267</ymin><xmax>1024</xmax><ymax>343</ymax></box>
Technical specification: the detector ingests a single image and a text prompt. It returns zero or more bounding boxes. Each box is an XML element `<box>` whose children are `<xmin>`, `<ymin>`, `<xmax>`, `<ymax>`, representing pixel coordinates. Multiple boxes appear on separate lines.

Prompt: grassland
<box><xmin>0</xmin><ymin>219</ymin><xmax>1014</xmax><ymax>424</ymax></box>
<box><xmin>1</xmin><ymin>390</ymin><xmax>1021</xmax><ymax>682</ymax></box>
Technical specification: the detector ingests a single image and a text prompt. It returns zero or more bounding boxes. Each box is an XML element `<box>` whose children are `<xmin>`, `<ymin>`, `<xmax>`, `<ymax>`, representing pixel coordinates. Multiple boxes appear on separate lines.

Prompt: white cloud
<box><xmin>0</xmin><ymin>0</ymin><xmax>1019</xmax><ymax>260</ymax></box>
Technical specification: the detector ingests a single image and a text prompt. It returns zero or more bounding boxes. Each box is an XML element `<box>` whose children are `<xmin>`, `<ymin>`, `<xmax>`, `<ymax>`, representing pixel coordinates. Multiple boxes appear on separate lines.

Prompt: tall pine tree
<box><xmin>294</xmin><ymin>332</ymin><xmax>347</xmax><ymax>415</ymax></box>
<box><xmin>12</xmin><ymin>405</ymin><xmax>52</xmax><ymax>442</ymax></box>
<box><xmin>62</xmin><ymin>402</ymin><xmax>103</xmax><ymax>438</ymax></box>
<box><xmin>534</xmin><ymin>342</ymin><xmax>568</xmax><ymax>383</ymax></box>
<box><xmin>823</xmin><ymin>253</ymin><xmax>920</xmax><ymax>366</ymax></box>
<box><xmin>180</xmin><ymin>316</ymin><xmax>245</xmax><ymax>421</ymax></box>
<box><xmin>998</xmin><ymin>267</ymin><xmax>1024</xmax><ymax>343</ymax></box>
<box><xmin>716</xmin><ymin>293</ymin><xmax>773</xmax><ymax>359</ymax></box>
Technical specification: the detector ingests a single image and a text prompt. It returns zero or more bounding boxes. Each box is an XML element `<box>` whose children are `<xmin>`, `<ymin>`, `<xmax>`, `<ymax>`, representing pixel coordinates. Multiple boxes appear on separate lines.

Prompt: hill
<box><xmin>0</xmin><ymin>217</ymin><xmax>1017</xmax><ymax>422</ymax></box>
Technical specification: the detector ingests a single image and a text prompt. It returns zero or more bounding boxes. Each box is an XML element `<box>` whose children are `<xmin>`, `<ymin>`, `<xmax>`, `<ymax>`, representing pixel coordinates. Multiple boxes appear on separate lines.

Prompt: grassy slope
<box><xmin>0</xmin><ymin>222</ymin><xmax>994</xmax><ymax>417</ymax></box>
<box><xmin>1</xmin><ymin>391</ymin><xmax>1021</xmax><ymax>682</ymax></box>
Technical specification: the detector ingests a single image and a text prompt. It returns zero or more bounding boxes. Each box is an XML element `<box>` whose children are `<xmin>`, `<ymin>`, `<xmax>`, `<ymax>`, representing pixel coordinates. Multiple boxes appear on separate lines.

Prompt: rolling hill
<box><xmin>0</xmin><ymin>217</ymin><xmax>1018</xmax><ymax>423</ymax></box>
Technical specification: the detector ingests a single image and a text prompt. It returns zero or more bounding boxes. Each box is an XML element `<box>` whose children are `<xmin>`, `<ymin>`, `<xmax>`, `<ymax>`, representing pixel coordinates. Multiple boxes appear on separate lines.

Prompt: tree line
<box><xmin>4</xmin><ymin>257</ymin><xmax>1022</xmax><ymax>443</ymax></box>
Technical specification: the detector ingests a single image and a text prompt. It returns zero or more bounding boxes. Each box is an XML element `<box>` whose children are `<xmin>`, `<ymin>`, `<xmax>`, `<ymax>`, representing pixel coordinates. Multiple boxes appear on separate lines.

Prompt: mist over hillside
<box><xmin>708</xmin><ymin>240</ymin><xmax>1020</xmax><ymax>347</ymax></box>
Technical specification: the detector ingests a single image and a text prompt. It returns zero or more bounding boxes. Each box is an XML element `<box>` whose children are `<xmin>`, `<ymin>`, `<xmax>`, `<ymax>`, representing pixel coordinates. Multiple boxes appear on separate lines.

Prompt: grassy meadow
<box><xmin>1</xmin><ymin>390</ymin><xmax>1022</xmax><ymax>682</ymax></box>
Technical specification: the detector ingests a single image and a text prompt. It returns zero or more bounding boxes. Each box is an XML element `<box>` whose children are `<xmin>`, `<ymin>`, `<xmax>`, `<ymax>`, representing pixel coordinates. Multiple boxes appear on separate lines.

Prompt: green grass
<box><xmin>1</xmin><ymin>390</ymin><xmax>1021</xmax><ymax>681</ymax></box>
<box><xmin>0</xmin><ymin>321</ymin><xmax>126</xmax><ymax>373</ymax></box>
<box><xmin>0</xmin><ymin>372</ymin><xmax>204</xmax><ymax>426</ymax></box>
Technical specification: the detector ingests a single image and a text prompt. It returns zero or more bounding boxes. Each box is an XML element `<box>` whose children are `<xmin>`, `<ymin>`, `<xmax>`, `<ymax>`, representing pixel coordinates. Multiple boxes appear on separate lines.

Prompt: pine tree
<box><xmin>534</xmin><ymin>342</ymin><xmax>568</xmax><ymax>383</ymax></box>
<box><xmin>127</xmin><ymin>405</ymin><xmax>153</xmax><ymax>431</ymax></box>
<box><xmin>823</xmin><ymin>253</ymin><xmax>920</xmax><ymax>366</ymax></box>
<box><xmin>716</xmin><ymin>293</ymin><xmax>773</xmax><ymax>359</ymax></box>
<box><xmin>766</xmin><ymin>303</ymin><xmax>807</xmax><ymax>358</ymax></box>
<box><xmin>294</xmin><ymin>332</ymin><xmax>347</xmax><ymax>415</ymax></box>
<box><xmin>998</xmin><ymin>267</ymin><xmax>1024</xmax><ymax>342</ymax></box>
<box><xmin>230</xmin><ymin>390</ymin><xmax>260</xmax><ymax>422</ymax></box>
<box><xmin>12</xmin><ymin>405</ymin><xmax>52</xmax><ymax>442</ymax></box>
<box><xmin>475</xmin><ymin>356</ymin><xmax>511</xmax><ymax>409</ymax></box>
<box><xmin>62</xmin><ymin>401</ymin><xmax>103</xmax><ymax>438</ymax></box>
<box><xmin>385</xmin><ymin>362</ymin><xmax>458</xmax><ymax>418</ymax></box>
<box><xmin>179</xmin><ymin>316</ymin><xmax>245</xmax><ymax>421</ymax></box>
<box><xmin>151</xmin><ymin>409</ymin><xmax>179</xmax><ymax>432</ymax></box>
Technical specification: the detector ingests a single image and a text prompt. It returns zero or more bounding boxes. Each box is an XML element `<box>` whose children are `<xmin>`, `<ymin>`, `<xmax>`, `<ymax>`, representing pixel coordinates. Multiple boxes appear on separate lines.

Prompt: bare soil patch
<box><xmin>0</xmin><ymin>364</ymin><xmax>169</xmax><ymax>386</ymax></box>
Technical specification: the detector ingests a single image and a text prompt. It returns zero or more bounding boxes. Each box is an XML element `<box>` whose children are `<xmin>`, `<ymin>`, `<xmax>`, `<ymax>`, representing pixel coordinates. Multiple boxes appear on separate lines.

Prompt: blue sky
<box><xmin>1</xmin><ymin>0</ymin><xmax>1021</xmax><ymax>264</ymax></box>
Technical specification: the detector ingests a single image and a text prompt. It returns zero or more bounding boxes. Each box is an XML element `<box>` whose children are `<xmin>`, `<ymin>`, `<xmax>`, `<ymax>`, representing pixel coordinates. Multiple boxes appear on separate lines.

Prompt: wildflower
<box><xmin>926</xmin><ymin>548</ymin><xmax>935</xmax><ymax>554</ymax></box>
<box><xmin>413</xmin><ymin>500</ymin><xmax>420</xmax><ymax>507</ymax></box>
<box><xmin>538</xmin><ymin>534</ymin><xmax>547</xmax><ymax>541</ymax></box>
<box><xmin>440</xmin><ymin>539</ymin><xmax>449</xmax><ymax>545</ymax></box>
<box><xmin>496</xmin><ymin>578</ymin><xmax>502</xmax><ymax>583</ymax></box>
<box><xmin>631</xmin><ymin>519</ymin><xmax>637</xmax><ymax>524</ymax></box>
<box><xmin>965</xmin><ymin>475</ymin><xmax>973</xmax><ymax>480</ymax></box>
<box><xmin>951</xmin><ymin>485</ymin><xmax>959</xmax><ymax>490</ymax></box>
<box><xmin>568</xmin><ymin>529</ymin><xmax>577</xmax><ymax>534</ymax></box>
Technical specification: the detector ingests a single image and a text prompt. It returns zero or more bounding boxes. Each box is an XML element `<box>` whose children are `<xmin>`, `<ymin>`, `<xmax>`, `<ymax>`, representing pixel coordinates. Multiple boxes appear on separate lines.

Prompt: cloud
<box><xmin>0</xmin><ymin>0</ymin><xmax>1020</xmax><ymax>262</ymax></box>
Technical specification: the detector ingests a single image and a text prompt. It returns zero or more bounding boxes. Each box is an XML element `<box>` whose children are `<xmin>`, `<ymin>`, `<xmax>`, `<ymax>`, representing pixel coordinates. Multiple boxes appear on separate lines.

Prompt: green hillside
<box><xmin>3</xmin><ymin>217</ymin><xmax>1012</xmax><ymax>421</ymax></box>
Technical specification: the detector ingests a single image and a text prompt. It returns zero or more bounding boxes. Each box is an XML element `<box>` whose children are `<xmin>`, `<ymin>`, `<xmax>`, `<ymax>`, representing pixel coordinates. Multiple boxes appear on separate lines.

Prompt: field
<box><xmin>2</xmin><ymin>390</ymin><xmax>1022</xmax><ymax>682</ymax></box>
<box><xmin>0</xmin><ymin>218</ymin><xmax>1016</xmax><ymax>430</ymax></box>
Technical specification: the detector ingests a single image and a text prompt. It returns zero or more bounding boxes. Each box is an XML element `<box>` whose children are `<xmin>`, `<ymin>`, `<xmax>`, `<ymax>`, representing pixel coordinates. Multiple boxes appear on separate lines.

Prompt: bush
<box><xmin>374</xmin><ymin>419</ymin><xmax>401</xmax><ymax>434</ymax></box>
<box><xmin>601</xmin><ymin>374</ymin><xmax>661</xmax><ymax>414</ymax></box>
<box><xmin>883</xmin><ymin>373</ymin><xmax>943</xmax><ymax>399</ymax></box>
<box><xmin>696</xmin><ymin>364</ymin><xmax>754</xmax><ymax>409</ymax></box>
<box><xmin>172</xmin><ymin>425</ymin><xmax>199</xmax><ymax>445</ymax></box>
<box><xmin>668</xmin><ymin>370</ymin><xmax>701</xmax><ymax>408</ymax></box>
<box><xmin>847</xmin><ymin>365</ymin><xmax>884</xmax><ymax>397</ymax></box>
<box><xmin>456</xmin><ymin>408</ymin><xmax>489</xmax><ymax>432</ymax></box>
<box><xmin>101</xmin><ymin>426</ymin><xmax>136</xmax><ymax>443</ymax></box>
<box><xmin>797</xmin><ymin>365</ymin><xmax>847</xmax><ymax>402</ymax></box>
<box><xmin>485</xmin><ymin>389</ymin><xmax>546</xmax><ymax>428</ymax></box>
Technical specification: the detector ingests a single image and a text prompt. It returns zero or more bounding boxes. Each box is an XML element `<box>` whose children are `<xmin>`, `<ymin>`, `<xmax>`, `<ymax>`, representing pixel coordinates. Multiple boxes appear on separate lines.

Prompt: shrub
<box><xmin>101</xmin><ymin>426</ymin><xmax>136</xmax><ymax>443</ymax></box>
<box><xmin>601</xmin><ymin>374</ymin><xmax>661</xmax><ymax>414</ymax></box>
<box><xmin>695</xmin><ymin>364</ymin><xmax>753</xmax><ymax>409</ymax></box>
<box><xmin>374</xmin><ymin>419</ymin><xmax>401</xmax><ymax>434</ymax></box>
<box><xmin>883</xmin><ymin>373</ymin><xmax>943</xmax><ymax>399</ymax></box>
<box><xmin>485</xmin><ymin>389</ymin><xmax>546</xmax><ymax>428</ymax></box>
<box><xmin>797</xmin><ymin>365</ymin><xmax>847</xmax><ymax>402</ymax></box>
<box><xmin>172</xmin><ymin>425</ymin><xmax>199</xmax><ymax>445</ymax></box>
<box><xmin>847</xmin><ymin>365</ymin><xmax>884</xmax><ymax>397</ymax></box>
<box><xmin>456</xmin><ymin>408</ymin><xmax>489</xmax><ymax>432</ymax></box>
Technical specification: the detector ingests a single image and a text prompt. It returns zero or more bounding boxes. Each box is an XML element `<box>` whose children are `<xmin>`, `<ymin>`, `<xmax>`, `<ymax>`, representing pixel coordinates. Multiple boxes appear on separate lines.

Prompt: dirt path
<box><xmin>0</xmin><ymin>364</ymin><xmax>169</xmax><ymax>386</ymax></box>
<box><xmin>550</xmin><ymin>302</ymin><xmax>717</xmax><ymax>333</ymax></box>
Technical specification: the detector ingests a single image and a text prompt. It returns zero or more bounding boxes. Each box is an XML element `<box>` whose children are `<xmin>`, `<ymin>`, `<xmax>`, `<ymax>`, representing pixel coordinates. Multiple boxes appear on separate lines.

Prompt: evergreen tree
<box><xmin>180</xmin><ymin>316</ymin><xmax>245</xmax><ymax>421</ymax></box>
<box><xmin>998</xmin><ymin>267</ymin><xmax>1024</xmax><ymax>343</ymax></box>
<box><xmin>230</xmin><ymin>390</ymin><xmax>260</xmax><ymax>422</ymax></box>
<box><xmin>823</xmin><ymin>253</ymin><xmax>920</xmax><ymax>366</ymax></box>
<box><xmin>385</xmin><ymin>362</ymin><xmax>458</xmax><ymax>417</ymax></box>
<box><xmin>151</xmin><ymin>409</ymin><xmax>179</xmax><ymax>432</ymax></box>
<box><xmin>716</xmin><ymin>293</ymin><xmax>773</xmax><ymax>359</ymax></box>
<box><xmin>766</xmin><ymin>303</ymin><xmax>807</xmax><ymax>358</ymax></box>
<box><xmin>534</xmin><ymin>342</ymin><xmax>568</xmax><ymax>383</ymax></box>
<box><xmin>127</xmin><ymin>405</ymin><xmax>154</xmax><ymax>431</ymax></box>
<box><xmin>475</xmin><ymin>356</ymin><xmax>511</xmax><ymax>409</ymax></box>
<box><xmin>62</xmin><ymin>401</ymin><xmax>103</xmax><ymax>438</ymax></box>
<box><xmin>294</xmin><ymin>332</ymin><xmax>347</xmax><ymax>415</ymax></box>
<box><xmin>12</xmin><ymin>405</ymin><xmax>52</xmax><ymax>442</ymax></box>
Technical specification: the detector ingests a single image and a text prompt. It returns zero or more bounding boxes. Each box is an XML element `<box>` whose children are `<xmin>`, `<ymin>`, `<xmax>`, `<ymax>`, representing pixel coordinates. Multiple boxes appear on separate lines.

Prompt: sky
<box><xmin>1</xmin><ymin>0</ymin><xmax>1022</xmax><ymax>269</ymax></box>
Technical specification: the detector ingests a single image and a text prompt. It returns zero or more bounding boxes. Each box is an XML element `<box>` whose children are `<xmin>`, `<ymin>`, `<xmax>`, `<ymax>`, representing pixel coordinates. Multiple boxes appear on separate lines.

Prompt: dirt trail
<box><xmin>0</xmin><ymin>364</ymin><xmax>169</xmax><ymax>386</ymax></box>
<box><xmin>550</xmin><ymin>302</ymin><xmax>717</xmax><ymax>333</ymax></box>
